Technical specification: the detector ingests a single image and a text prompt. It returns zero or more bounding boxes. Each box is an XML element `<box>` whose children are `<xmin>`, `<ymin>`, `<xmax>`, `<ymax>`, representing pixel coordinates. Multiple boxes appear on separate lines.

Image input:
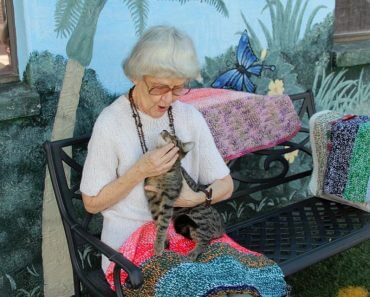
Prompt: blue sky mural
<box><xmin>16</xmin><ymin>0</ymin><xmax>334</xmax><ymax>93</ymax></box>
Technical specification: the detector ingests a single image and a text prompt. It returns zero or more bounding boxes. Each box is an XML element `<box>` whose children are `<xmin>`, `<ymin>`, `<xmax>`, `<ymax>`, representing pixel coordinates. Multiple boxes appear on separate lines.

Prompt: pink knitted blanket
<box><xmin>180</xmin><ymin>88</ymin><xmax>301</xmax><ymax>160</ymax></box>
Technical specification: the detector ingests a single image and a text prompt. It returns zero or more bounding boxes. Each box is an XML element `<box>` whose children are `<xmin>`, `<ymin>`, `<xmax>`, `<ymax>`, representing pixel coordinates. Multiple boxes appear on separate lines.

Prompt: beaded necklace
<box><xmin>128</xmin><ymin>86</ymin><xmax>213</xmax><ymax>205</ymax></box>
<box><xmin>128</xmin><ymin>86</ymin><xmax>176</xmax><ymax>154</ymax></box>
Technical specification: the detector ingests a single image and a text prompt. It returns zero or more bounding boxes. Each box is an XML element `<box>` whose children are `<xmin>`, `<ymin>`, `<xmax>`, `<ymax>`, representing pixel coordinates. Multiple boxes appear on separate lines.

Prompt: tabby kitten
<box><xmin>173</xmin><ymin>169</ymin><xmax>225</xmax><ymax>261</ymax></box>
<box><xmin>144</xmin><ymin>130</ymin><xmax>225</xmax><ymax>260</ymax></box>
<box><xmin>144</xmin><ymin>130</ymin><xmax>194</xmax><ymax>256</ymax></box>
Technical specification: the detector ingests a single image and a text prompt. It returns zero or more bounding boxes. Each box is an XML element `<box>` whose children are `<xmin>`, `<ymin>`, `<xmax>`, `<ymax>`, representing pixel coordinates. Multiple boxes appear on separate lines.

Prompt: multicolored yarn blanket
<box><xmin>106</xmin><ymin>222</ymin><xmax>288</xmax><ymax>297</ymax></box>
<box><xmin>180</xmin><ymin>88</ymin><xmax>301</xmax><ymax>160</ymax></box>
<box><xmin>309</xmin><ymin>111</ymin><xmax>370</xmax><ymax>212</ymax></box>
<box><xmin>324</xmin><ymin>116</ymin><xmax>370</xmax><ymax>197</ymax></box>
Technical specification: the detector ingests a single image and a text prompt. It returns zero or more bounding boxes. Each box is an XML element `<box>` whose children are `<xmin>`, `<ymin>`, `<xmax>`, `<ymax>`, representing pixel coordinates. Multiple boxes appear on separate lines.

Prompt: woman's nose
<box><xmin>161</xmin><ymin>91</ymin><xmax>174</xmax><ymax>104</ymax></box>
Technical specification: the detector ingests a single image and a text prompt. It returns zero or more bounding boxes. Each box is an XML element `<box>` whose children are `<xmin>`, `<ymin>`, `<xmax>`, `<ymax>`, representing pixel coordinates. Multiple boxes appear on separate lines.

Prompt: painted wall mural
<box><xmin>2</xmin><ymin>0</ymin><xmax>370</xmax><ymax>296</ymax></box>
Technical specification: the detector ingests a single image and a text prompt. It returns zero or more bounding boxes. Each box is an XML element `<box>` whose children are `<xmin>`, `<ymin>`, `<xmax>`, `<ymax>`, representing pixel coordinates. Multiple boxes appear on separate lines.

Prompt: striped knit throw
<box><xmin>309</xmin><ymin>111</ymin><xmax>370</xmax><ymax>212</ymax></box>
<box><xmin>180</xmin><ymin>88</ymin><xmax>301</xmax><ymax>160</ymax></box>
<box><xmin>105</xmin><ymin>222</ymin><xmax>289</xmax><ymax>297</ymax></box>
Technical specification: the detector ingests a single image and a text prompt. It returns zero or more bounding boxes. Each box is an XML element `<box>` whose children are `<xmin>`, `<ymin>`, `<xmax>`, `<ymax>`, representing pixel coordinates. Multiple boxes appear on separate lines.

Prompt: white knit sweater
<box><xmin>80</xmin><ymin>95</ymin><xmax>230</xmax><ymax>272</ymax></box>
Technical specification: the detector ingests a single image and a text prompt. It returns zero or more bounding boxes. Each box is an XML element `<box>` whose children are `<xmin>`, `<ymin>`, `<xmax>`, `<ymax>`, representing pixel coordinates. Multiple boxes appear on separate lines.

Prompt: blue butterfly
<box><xmin>212</xmin><ymin>30</ymin><xmax>275</xmax><ymax>93</ymax></box>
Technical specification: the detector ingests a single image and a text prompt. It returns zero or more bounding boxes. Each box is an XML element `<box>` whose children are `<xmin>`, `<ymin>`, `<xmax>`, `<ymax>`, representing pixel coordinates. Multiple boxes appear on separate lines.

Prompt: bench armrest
<box><xmin>70</xmin><ymin>223</ymin><xmax>143</xmax><ymax>291</ymax></box>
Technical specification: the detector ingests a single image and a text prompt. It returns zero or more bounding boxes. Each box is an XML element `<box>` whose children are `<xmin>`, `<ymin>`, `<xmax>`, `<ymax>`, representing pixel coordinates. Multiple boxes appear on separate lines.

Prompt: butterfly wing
<box><xmin>211</xmin><ymin>69</ymin><xmax>244</xmax><ymax>91</ymax></box>
<box><xmin>237</xmin><ymin>30</ymin><xmax>258</xmax><ymax>69</ymax></box>
<box><xmin>243</xmin><ymin>74</ymin><xmax>256</xmax><ymax>93</ymax></box>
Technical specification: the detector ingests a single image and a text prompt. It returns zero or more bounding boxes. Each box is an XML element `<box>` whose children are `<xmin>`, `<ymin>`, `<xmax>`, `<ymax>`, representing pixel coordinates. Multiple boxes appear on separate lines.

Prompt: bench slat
<box><xmin>226</xmin><ymin>197</ymin><xmax>370</xmax><ymax>276</ymax></box>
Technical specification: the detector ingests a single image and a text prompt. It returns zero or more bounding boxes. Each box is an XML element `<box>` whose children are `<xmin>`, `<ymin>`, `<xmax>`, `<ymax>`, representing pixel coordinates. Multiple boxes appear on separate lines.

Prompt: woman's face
<box><xmin>133</xmin><ymin>75</ymin><xmax>188</xmax><ymax>118</ymax></box>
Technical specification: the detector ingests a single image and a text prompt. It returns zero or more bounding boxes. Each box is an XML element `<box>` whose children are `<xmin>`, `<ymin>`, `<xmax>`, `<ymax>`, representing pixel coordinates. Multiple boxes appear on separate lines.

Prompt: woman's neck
<box><xmin>131</xmin><ymin>85</ymin><xmax>144</xmax><ymax>112</ymax></box>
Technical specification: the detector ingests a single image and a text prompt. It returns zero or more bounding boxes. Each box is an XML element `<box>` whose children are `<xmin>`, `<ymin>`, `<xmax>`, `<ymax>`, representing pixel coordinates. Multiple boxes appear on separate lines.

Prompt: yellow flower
<box><xmin>284</xmin><ymin>146</ymin><xmax>299</xmax><ymax>164</ymax></box>
<box><xmin>337</xmin><ymin>286</ymin><xmax>369</xmax><ymax>297</ymax></box>
<box><xmin>268</xmin><ymin>79</ymin><xmax>284</xmax><ymax>96</ymax></box>
<box><xmin>260</xmin><ymin>49</ymin><xmax>267</xmax><ymax>60</ymax></box>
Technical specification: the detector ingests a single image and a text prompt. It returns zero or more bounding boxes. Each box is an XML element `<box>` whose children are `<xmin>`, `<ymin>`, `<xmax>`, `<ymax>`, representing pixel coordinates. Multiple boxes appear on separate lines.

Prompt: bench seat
<box><xmin>226</xmin><ymin>196</ymin><xmax>370</xmax><ymax>276</ymax></box>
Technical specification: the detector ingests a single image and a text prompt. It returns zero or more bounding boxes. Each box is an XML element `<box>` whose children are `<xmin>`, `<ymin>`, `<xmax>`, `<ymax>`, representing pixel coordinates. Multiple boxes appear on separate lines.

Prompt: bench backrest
<box><xmin>229</xmin><ymin>90</ymin><xmax>316</xmax><ymax>202</ymax></box>
<box><xmin>44</xmin><ymin>90</ymin><xmax>316</xmax><ymax>278</ymax></box>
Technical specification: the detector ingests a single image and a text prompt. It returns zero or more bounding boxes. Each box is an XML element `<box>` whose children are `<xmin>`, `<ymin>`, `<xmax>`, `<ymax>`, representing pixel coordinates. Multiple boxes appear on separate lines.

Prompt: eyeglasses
<box><xmin>144</xmin><ymin>80</ymin><xmax>191</xmax><ymax>96</ymax></box>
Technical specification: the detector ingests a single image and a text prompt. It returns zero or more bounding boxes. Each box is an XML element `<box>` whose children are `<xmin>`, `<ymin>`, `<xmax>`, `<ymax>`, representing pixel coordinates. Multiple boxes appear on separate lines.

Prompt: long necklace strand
<box><xmin>128</xmin><ymin>86</ymin><xmax>176</xmax><ymax>154</ymax></box>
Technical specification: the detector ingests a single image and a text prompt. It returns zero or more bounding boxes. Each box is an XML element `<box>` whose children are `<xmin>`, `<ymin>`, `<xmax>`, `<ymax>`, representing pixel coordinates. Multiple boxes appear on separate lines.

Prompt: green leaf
<box><xmin>241</xmin><ymin>11</ymin><xmax>262</xmax><ymax>53</ymax></box>
<box><xmin>123</xmin><ymin>0</ymin><xmax>149</xmax><ymax>36</ymax></box>
<box><xmin>160</xmin><ymin>0</ymin><xmax>228</xmax><ymax>17</ymax></box>
<box><xmin>304</xmin><ymin>5</ymin><xmax>327</xmax><ymax>37</ymax></box>
<box><xmin>54</xmin><ymin>0</ymin><xmax>85</xmax><ymax>38</ymax></box>
<box><xmin>5</xmin><ymin>274</ymin><xmax>17</xmax><ymax>291</ymax></box>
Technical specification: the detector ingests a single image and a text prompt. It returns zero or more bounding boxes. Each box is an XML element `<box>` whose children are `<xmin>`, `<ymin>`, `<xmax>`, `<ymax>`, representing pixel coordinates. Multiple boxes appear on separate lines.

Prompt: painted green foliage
<box><xmin>0</xmin><ymin>51</ymin><xmax>115</xmax><ymax>296</ymax></box>
<box><xmin>203</xmin><ymin>0</ymin><xmax>333</xmax><ymax>223</ymax></box>
<box><xmin>1</xmin><ymin>2</ymin><xmax>229</xmax><ymax>294</ymax></box>
<box><xmin>55</xmin><ymin>0</ymin><xmax>107</xmax><ymax>66</ymax></box>
<box><xmin>205</xmin><ymin>0</ymin><xmax>370</xmax><ymax>226</ymax></box>
<box><xmin>2</xmin><ymin>0</ymin><xmax>370</xmax><ymax>296</ymax></box>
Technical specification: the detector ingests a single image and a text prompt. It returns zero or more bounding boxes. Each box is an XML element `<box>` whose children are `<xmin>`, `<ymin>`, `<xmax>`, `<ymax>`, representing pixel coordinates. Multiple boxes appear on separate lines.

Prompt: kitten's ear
<box><xmin>183</xmin><ymin>141</ymin><xmax>195</xmax><ymax>153</ymax></box>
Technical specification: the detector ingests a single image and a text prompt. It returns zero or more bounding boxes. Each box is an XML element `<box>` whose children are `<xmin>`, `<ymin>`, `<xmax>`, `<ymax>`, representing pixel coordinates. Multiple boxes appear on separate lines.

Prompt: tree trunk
<box><xmin>42</xmin><ymin>59</ymin><xmax>84</xmax><ymax>296</ymax></box>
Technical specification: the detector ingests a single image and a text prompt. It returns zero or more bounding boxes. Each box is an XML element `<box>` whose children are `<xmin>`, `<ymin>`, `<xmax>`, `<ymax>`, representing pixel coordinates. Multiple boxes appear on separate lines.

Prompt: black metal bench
<box><xmin>44</xmin><ymin>91</ymin><xmax>370</xmax><ymax>297</ymax></box>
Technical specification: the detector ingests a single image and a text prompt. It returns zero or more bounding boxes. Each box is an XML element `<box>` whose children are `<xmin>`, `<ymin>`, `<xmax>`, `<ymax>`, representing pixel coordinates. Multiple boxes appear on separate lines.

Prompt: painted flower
<box><xmin>260</xmin><ymin>49</ymin><xmax>267</xmax><ymax>61</ymax></box>
<box><xmin>268</xmin><ymin>79</ymin><xmax>285</xmax><ymax>96</ymax></box>
<box><xmin>337</xmin><ymin>286</ymin><xmax>369</xmax><ymax>297</ymax></box>
<box><xmin>284</xmin><ymin>146</ymin><xmax>299</xmax><ymax>164</ymax></box>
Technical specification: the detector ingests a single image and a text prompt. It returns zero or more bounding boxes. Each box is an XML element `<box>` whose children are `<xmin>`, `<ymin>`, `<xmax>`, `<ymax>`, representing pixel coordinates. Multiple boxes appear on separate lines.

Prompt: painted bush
<box><xmin>2</xmin><ymin>0</ymin><xmax>370</xmax><ymax>296</ymax></box>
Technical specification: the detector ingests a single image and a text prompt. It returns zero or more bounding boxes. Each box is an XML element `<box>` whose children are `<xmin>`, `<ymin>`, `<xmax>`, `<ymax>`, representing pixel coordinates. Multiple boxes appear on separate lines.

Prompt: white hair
<box><xmin>123</xmin><ymin>26</ymin><xmax>201</xmax><ymax>81</ymax></box>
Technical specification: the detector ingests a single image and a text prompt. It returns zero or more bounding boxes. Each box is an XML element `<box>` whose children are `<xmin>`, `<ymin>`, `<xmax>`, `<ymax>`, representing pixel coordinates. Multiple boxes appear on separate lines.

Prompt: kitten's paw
<box><xmin>164</xmin><ymin>239</ymin><xmax>170</xmax><ymax>249</ymax></box>
<box><xmin>188</xmin><ymin>250</ymin><xmax>200</xmax><ymax>261</ymax></box>
<box><xmin>154</xmin><ymin>244</ymin><xmax>164</xmax><ymax>256</ymax></box>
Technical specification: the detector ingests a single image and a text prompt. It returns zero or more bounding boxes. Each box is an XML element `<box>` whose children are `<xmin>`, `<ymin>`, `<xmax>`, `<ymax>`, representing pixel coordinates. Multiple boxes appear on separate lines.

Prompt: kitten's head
<box><xmin>159</xmin><ymin>130</ymin><xmax>194</xmax><ymax>159</ymax></box>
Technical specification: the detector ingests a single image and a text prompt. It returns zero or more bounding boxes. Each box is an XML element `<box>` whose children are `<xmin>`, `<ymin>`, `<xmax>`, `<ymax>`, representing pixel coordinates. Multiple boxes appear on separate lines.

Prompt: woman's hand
<box><xmin>135</xmin><ymin>143</ymin><xmax>179</xmax><ymax>179</ymax></box>
<box><xmin>173</xmin><ymin>179</ymin><xmax>204</xmax><ymax>207</ymax></box>
<box><xmin>144</xmin><ymin>178</ymin><xmax>204</xmax><ymax>208</ymax></box>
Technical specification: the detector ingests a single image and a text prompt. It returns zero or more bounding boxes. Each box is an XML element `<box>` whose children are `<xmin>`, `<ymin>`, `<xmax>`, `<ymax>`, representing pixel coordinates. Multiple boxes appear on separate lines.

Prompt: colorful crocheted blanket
<box><xmin>106</xmin><ymin>222</ymin><xmax>288</xmax><ymax>297</ymax></box>
<box><xmin>324</xmin><ymin>115</ymin><xmax>370</xmax><ymax>203</ymax></box>
<box><xmin>309</xmin><ymin>111</ymin><xmax>370</xmax><ymax>212</ymax></box>
<box><xmin>180</xmin><ymin>88</ymin><xmax>301</xmax><ymax>160</ymax></box>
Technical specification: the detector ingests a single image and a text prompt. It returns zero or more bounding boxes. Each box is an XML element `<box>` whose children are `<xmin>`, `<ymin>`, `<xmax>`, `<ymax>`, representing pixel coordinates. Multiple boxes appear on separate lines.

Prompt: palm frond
<box><xmin>198</xmin><ymin>0</ymin><xmax>228</xmax><ymax>17</ymax></box>
<box><xmin>289</xmin><ymin>0</ymin><xmax>304</xmax><ymax>41</ymax></box>
<box><xmin>123</xmin><ymin>0</ymin><xmax>149</xmax><ymax>36</ymax></box>
<box><xmin>54</xmin><ymin>0</ymin><xmax>85</xmax><ymax>38</ymax></box>
<box><xmin>284</xmin><ymin>0</ymin><xmax>293</xmax><ymax>46</ymax></box>
<box><xmin>256</xmin><ymin>0</ymin><xmax>326</xmax><ymax>51</ymax></box>
<box><xmin>304</xmin><ymin>5</ymin><xmax>327</xmax><ymax>37</ymax></box>
<box><xmin>313</xmin><ymin>68</ymin><xmax>357</xmax><ymax>112</ymax></box>
<box><xmin>340</xmin><ymin>69</ymin><xmax>370</xmax><ymax>113</ymax></box>
<box><xmin>275</xmin><ymin>0</ymin><xmax>285</xmax><ymax>46</ymax></box>
<box><xmin>293</xmin><ymin>0</ymin><xmax>308</xmax><ymax>42</ymax></box>
<box><xmin>240</xmin><ymin>11</ymin><xmax>262</xmax><ymax>53</ymax></box>
<box><xmin>160</xmin><ymin>0</ymin><xmax>228</xmax><ymax>17</ymax></box>
<box><xmin>258</xmin><ymin>19</ymin><xmax>272</xmax><ymax>48</ymax></box>
<box><xmin>263</xmin><ymin>0</ymin><xmax>276</xmax><ymax>41</ymax></box>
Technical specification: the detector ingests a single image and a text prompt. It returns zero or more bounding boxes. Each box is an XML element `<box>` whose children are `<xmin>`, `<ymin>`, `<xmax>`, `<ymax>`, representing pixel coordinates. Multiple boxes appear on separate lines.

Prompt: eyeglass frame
<box><xmin>143</xmin><ymin>77</ymin><xmax>191</xmax><ymax>96</ymax></box>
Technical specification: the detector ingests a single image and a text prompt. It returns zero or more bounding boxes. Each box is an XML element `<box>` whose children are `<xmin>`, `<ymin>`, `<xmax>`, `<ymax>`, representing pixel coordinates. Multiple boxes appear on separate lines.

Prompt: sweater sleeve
<box><xmin>194</xmin><ymin>109</ymin><xmax>230</xmax><ymax>185</ymax></box>
<box><xmin>80</xmin><ymin>114</ymin><xmax>119</xmax><ymax>197</ymax></box>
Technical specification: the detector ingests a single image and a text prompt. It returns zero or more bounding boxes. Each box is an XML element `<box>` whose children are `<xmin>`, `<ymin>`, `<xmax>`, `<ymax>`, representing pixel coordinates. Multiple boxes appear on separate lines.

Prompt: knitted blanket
<box><xmin>324</xmin><ymin>115</ymin><xmax>370</xmax><ymax>197</ymax></box>
<box><xmin>309</xmin><ymin>111</ymin><xmax>370</xmax><ymax>212</ymax></box>
<box><xmin>343</xmin><ymin>121</ymin><xmax>370</xmax><ymax>202</ymax></box>
<box><xmin>180</xmin><ymin>88</ymin><xmax>301</xmax><ymax>160</ymax></box>
<box><xmin>106</xmin><ymin>222</ymin><xmax>288</xmax><ymax>297</ymax></box>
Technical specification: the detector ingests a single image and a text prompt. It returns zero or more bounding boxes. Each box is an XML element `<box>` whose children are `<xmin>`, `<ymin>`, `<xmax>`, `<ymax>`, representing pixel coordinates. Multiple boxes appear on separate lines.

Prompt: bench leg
<box><xmin>73</xmin><ymin>270</ymin><xmax>81</xmax><ymax>297</ymax></box>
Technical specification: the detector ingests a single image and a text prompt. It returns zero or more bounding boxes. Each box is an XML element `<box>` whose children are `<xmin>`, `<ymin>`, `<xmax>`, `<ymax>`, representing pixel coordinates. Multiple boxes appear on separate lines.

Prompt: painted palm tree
<box><xmin>43</xmin><ymin>0</ymin><xmax>228</xmax><ymax>295</ymax></box>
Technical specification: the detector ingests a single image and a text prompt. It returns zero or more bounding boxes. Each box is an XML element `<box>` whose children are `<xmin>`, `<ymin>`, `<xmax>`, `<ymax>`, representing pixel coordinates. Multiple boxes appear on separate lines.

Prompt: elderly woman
<box><xmin>80</xmin><ymin>25</ymin><xmax>233</xmax><ymax>273</ymax></box>
<box><xmin>80</xmin><ymin>26</ymin><xmax>287</xmax><ymax>297</ymax></box>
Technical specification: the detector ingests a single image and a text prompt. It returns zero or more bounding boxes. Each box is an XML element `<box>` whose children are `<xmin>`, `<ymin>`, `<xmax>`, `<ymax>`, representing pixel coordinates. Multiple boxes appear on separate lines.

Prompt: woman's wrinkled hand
<box><xmin>145</xmin><ymin>179</ymin><xmax>203</xmax><ymax>208</ymax></box>
<box><xmin>136</xmin><ymin>143</ymin><xmax>179</xmax><ymax>179</ymax></box>
<box><xmin>173</xmin><ymin>179</ymin><xmax>203</xmax><ymax>208</ymax></box>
